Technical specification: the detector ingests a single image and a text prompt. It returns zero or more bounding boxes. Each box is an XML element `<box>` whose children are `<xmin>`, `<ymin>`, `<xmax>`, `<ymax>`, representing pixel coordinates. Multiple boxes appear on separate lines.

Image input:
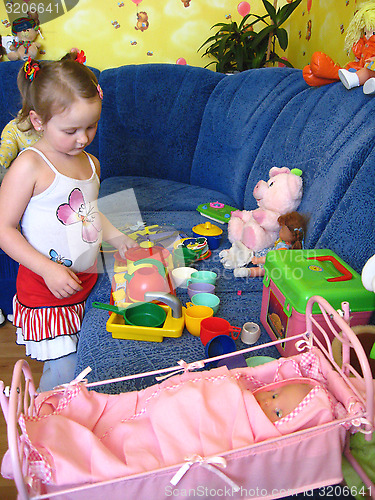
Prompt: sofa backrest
<box><xmin>0</xmin><ymin>60</ymin><xmax>24</xmax><ymax>132</ymax></box>
<box><xmin>191</xmin><ymin>67</ymin><xmax>375</xmax><ymax>272</ymax></box>
<box><xmin>191</xmin><ymin>68</ymin><xmax>307</xmax><ymax>208</ymax></box>
<box><xmin>97</xmin><ymin>63</ymin><xmax>225</xmax><ymax>183</ymax></box>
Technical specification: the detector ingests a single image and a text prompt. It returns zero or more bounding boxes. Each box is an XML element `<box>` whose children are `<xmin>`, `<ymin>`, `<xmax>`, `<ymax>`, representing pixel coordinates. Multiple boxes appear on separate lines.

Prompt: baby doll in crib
<box><xmin>253</xmin><ymin>379</ymin><xmax>316</xmax><ymax>423</ymax></box>
<box><xmin>235</xmin><ymin>211</ymin><xmax>307</xmax><ymax>278</ymax></box>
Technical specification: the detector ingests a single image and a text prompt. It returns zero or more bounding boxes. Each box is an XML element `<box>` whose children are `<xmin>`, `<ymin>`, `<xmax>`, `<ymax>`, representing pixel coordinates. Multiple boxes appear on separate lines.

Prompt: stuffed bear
<box><xmin>219</xmin><ymin>167</ymin><xmax>303</xmax><ymax>272</ymax></box>
<box><xmin>7</xmin><ymin>17</ymin><xmax>41</xmax><ymax>61</ymax></box>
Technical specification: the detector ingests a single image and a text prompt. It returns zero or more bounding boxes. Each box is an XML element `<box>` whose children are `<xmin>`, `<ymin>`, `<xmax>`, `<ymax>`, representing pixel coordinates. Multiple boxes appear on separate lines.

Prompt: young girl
<box><xmin>0</xmin><ymin>52</ymin><xmax>137</xmax><ymax>391</ymax></box>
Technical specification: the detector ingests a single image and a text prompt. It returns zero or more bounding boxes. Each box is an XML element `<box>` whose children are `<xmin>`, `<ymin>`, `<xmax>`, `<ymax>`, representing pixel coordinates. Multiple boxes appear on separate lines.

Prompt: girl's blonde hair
<box><xmin>345</xmin><ymin>1</ymin><xmax>375</xmax><ymax>50</ymax></box>
<box><xmin>17</xmin><ymin>52</ymin><xmax>100</xmax><ymax>128</ymax></box>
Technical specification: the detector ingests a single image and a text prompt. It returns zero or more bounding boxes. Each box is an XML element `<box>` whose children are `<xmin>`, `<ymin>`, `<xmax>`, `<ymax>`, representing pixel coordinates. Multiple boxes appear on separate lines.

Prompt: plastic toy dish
<box><xmin>127</xmin><ymin>266</ymin><xmax>170</xmax><ymax>302</ymax></box>
<box><xmin>123</xmin><ymin>302</ymin><xmax>167</xmax><ymax>328</ymax></box>
<box><xmin>187</xmin><ymin>282</ymin><xmax>216</xmax><ymax>299</ymax></box>
<box><xmin>92</xmin><ymin>301</ymin><xmax>167</xmax><ymax>328</ymax></box>
<box><xmin>246</xmin><ymin>356</ymin><xmax>276</xmax><ymax>367</ymax></box>
<box><xmin>173</xmin><ymin>237</ymin><xmax>211</xmax><ymax>265</ymax></box>
<box><xmin>192</xmin><ymin>221</ymin><xmax>223</xmax><ymax>250</ymax></box>
<box><xmin>171</xmin><ymin>267</ymin><xmax>196</xmax><ymax>288</ymax></box>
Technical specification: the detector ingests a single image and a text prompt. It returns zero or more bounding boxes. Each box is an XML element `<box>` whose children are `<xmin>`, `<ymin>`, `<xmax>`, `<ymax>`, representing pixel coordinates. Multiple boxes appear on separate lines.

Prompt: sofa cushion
<box><xmin>99</xmin><ymin>176</ymin><xmax>238</xmax><ymax>214</ymax></box>
<box><xmin>246</xmin><ymin>77</ymin><xmax>375</xmax><ymax>273</ymax></box>
<box><xmin>0</xmin><ymin>61</ymin><xmax>24</xmax><ymax>132</ymax></box>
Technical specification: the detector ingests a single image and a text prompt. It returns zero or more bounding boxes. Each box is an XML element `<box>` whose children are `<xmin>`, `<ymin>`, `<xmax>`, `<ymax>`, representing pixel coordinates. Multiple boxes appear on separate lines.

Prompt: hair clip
<box><xmin>23</xmin><ymin>56</ymin><xmax>40</xmax><ymax>81</ymax></box>
<box><xmin>76</xmin><ymin>50</ymin><xmax>86</xmax><ymax>65</ymax></box>
<box><xmin>97</xmin><ymin>84</ymin><xmax>103</xmax><ymax>100</ymax></box>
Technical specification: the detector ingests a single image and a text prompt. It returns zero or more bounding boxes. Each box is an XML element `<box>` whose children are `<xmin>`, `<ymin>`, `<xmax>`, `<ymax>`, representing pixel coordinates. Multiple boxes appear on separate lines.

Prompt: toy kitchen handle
<box><xmin>92</xmin><ymin>302</ymin><xmax>125</xmax><ymax>314</ymax></box>
<box><xmin>229</xmin><ymin>325</ymin><xmax>241</xmax><ymax>340</ymax></box>
<box><xmin>307</xmin><ymin>256</ymin><xmax>353</xmax><ymax>282</ymax></box>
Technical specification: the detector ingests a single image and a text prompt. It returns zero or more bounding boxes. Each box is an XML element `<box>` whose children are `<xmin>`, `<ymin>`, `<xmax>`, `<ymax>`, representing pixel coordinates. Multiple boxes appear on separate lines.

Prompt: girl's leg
<box><xmin>38</xmin><ymin>351</ymin><xmax>78</xmax><ymax>392</ymax></box>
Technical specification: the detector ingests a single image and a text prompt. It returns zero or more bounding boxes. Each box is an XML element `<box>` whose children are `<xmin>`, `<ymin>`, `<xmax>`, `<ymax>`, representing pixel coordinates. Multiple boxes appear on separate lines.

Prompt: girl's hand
<box><xmin>113</xmin><ymin>234</ymin><xmax>139</xmax><ymax>259</ymax></box>
<box><xmin>41</xmin><ymin>261</ymin><xmax>83</xmax><ymax>299</ymax></box>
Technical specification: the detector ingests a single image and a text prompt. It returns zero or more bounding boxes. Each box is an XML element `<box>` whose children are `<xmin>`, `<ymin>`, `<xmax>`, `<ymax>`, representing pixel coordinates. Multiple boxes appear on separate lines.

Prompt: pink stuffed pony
<box><xmin>220</xmin><ymin>167</ymin><xmax>303</xmax><ymax>272</ymax></box>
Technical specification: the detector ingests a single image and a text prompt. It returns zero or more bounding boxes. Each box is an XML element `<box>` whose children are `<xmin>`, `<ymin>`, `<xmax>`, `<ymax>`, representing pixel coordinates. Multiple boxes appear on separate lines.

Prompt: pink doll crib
<box><xmin>0</xmin><ymin>295</ymin><xmax>374</xmax><ymax>500</ymax></box>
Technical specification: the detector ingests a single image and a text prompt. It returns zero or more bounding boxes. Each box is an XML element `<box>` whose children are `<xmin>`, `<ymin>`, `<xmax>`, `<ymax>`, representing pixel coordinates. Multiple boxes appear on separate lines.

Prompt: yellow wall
<box><xmin>0</xmin><ymin>0</ymin><xmax>361</xmax><ymax>71</ymax></box>
<box><xmin>286</xmin><ymin>0</ymin><xmax>359</xmax><ymax>69</ymax></box>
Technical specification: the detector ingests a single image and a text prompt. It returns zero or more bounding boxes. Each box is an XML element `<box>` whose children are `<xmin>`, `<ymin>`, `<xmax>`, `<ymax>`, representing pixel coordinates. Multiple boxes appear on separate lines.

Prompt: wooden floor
<box><xmin>0</xmin><ymin>319</ymin><xmax>43</xmax><ymax>499</ymax></box>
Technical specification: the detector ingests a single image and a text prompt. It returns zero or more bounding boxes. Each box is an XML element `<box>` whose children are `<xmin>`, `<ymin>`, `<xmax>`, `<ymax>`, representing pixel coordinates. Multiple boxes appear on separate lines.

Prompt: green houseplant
<box><xmin>198</xmin><ymin>0</ymin><xmax>302</xmax><ymax>73</ymax></box>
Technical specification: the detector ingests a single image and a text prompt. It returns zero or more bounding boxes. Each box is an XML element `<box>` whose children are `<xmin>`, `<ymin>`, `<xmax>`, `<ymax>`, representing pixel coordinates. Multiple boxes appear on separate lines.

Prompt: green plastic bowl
<box><xmin>124</xmin><ymin>302</ymin><xmax>167</xmax><ymax>328</ymax></box>
<box><xmin>246</xmin><ymin>356</ymin><xmax>276</xmax><ymax>367</ymax></box>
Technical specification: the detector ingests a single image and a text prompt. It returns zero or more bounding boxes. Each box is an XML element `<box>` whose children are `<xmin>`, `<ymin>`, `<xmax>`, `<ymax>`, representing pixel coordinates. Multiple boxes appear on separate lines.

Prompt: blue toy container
<box><xmin>0</xmin><ymin>249</ymin><xmax>18</xmax><ymax>315</ymax></box>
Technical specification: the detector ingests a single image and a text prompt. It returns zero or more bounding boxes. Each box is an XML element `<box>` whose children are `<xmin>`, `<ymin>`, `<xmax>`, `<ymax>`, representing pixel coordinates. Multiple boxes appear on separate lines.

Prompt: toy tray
<box><xmin>196</xmin><ymin>202</ymin><xmax>238</xmax><ymax>224</ymax></box>
<box><xmin>106</xmin><ymin>304</ymin><xmax>186</xmax><ymax>342</ymax></box>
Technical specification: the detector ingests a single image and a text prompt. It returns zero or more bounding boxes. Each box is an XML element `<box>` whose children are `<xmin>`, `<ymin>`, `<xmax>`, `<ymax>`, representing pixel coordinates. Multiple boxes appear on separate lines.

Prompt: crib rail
<box><xmin>0</xmin><ymin>359</ymin><xmax>38</xmax><ymax>500</ymax></box>
<box><xmin>305</xmin><ymin>296</ymin><xmax>374</xmax><ymax>432</ymax></box>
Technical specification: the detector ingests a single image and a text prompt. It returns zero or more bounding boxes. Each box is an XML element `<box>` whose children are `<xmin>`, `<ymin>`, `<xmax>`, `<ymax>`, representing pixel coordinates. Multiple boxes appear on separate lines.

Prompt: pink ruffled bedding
<box><xmin>1</xmin><ymin>350</ymin><xmax>358</xmax><ymax>488</ymax></box>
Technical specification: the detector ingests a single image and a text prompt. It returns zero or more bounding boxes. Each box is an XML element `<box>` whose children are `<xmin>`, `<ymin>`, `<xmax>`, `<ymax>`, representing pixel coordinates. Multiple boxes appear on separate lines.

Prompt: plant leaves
<box><xmin>275</xmin><ymin>28</ymin><xmax>288</xmax><ymax>51</ymax></box>
<box><xmin>197</xmin><ymin>0</ymin><xmax>302</xmax><ymax>73</ymax></box>
<box><xmin>276</xmin><ymin>0</ymin><xmax>303</xmax><ymax>26</ymax></box>
<box><xmin>262</xmin><ymin>0</ymin><xmax>277</xmax><ymax>24</ymax></box>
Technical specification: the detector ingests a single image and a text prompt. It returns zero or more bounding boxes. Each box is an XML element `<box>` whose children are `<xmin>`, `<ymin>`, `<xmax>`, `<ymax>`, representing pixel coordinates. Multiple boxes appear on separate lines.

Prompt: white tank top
<box><xmin>20</xmin><ymin>147</ymin><xmax>102</xmax><ymax>273</ymax></box>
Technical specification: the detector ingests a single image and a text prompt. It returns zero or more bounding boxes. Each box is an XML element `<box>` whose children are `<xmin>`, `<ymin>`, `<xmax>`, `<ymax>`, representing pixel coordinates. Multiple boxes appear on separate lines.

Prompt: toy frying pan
<box><xmin>92</xmin><ymin>301</ymin><xmax>167</xmax><ymax>327</ymax></box>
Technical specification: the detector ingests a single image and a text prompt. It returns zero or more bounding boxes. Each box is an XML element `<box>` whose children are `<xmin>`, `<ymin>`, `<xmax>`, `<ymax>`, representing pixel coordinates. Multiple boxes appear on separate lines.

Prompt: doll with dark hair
<box><xmin>235</xmin><ymin>211</ymin><xmax>307</xmax><ymax>278</ymax></box>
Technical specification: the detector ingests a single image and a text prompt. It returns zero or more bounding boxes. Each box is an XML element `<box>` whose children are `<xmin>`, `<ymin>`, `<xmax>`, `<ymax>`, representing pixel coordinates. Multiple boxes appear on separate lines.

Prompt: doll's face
<box><xmin>17</xmin><ymin>28</ymin><xmax>37</xmax><ymax>43</ymax></box>
<box><xmin>254</xmin><ymin>382</ymin><xmax>313</xmax><ymax>422</ymax></box>
<box><xmin>279</xmin><ymin>225</ymin><xmax>294</xmax><ymax>243</ymax></box>
<box><xmin>364</xmin><ymin>28</ymin><xmax>375</xmax><ymax>39</ymax></box>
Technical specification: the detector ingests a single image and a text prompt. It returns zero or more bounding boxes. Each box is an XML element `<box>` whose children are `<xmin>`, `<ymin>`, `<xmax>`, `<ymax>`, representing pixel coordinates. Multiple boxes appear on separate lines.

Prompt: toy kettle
<box><xmin>192</xmin><ymin>221</ymin><xmax>223</xmax><ymax>250</ymax></box>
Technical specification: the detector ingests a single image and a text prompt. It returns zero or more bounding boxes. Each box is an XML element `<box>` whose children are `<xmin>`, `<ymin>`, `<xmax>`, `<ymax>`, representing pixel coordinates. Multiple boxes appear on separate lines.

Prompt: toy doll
<box><xmin>303</xmin><ymin>1</ymin><xmax>375</xmax><ymax>92</ymax></box>
<box><xmin>10</xmin><ymin>371</ymin><xmax>335</xmax><ymax>488</ymax></box>
<box><xmin>0</xmin><ymin>113</ymin><xmax>41</xmax><ymax>173</ymax></box>
<box><xmin>7</xmin><ymin>17</ymin><xmax>41</xmax><ymax>61</ymax></box>
<box><xmin>234</xmin><ymin>211</ymin><xmax>307</xmax><ymax>277</ymax></box>
<box><xmin>338</xmin><ymin>1</ymin><xmax>375</xmax><ymax>93</ymax></box>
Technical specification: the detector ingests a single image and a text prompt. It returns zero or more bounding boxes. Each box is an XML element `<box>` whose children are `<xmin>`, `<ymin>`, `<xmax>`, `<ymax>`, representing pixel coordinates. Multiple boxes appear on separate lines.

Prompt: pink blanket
<box><xmin>20</xmin><ymin>367</ymin><xmax>279</xmax><ymax>485</ymax></box>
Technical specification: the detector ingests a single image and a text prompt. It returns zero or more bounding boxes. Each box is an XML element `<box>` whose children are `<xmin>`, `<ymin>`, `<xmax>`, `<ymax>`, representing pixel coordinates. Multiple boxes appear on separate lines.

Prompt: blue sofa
<box><xmin>1</xmin><ymin>61</ymin><xmax>374</xmax><ymax>390</ymax></box>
